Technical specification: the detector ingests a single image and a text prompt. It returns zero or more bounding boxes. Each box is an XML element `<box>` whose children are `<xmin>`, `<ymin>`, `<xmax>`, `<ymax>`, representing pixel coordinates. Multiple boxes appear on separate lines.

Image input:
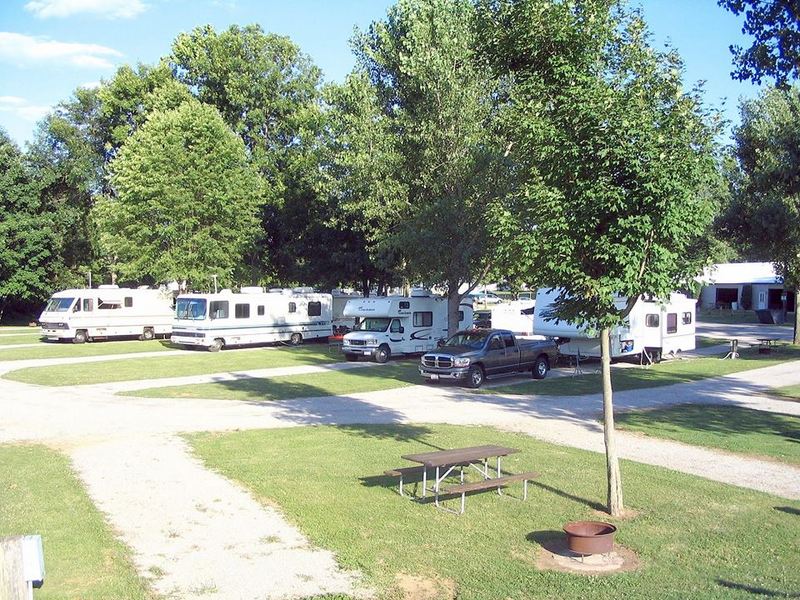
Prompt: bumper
<box><xmin>342</xmin><ymin>345</ymin><xmax>378</xmax><ymax>358</ymax></box>
<box><xmin>171</xmin><ymin>335</ymin><xmax>207</xmax><ymax>347</ymax></box>
<box><xmin>419</xmin><ymin>367</ymin><xmax>470</xmax><ymax>381</ymax></box>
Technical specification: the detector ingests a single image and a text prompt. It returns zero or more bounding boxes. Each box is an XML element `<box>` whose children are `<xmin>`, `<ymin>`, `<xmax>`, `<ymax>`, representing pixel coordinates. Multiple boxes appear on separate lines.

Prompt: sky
<box><xmin>0</xmin><ymin>0</ymin><xmax>763</xmax><ymax>147</ymax></box>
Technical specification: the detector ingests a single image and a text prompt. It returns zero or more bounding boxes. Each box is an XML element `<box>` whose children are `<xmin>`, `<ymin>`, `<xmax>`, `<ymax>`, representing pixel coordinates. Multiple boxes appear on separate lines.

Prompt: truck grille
<box><xmin>422</xmin><ymin>355</ymin><xmax>453</xmax><ymax>368</ymax></box>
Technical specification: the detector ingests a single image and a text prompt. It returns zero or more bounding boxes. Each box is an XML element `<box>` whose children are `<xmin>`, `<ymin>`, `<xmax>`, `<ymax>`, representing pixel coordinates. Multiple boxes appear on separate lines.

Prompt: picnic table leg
<box><xmin>422</xmin><ymin>468</ymin><xmax>428</xmax><ymax>498</ymax></box>
<box><xmin>434</xmin><ymin>466</ymin><xmax>440</xmax><ymax>507</ymax></box>
<box><xmin>496</xmin><ymin>457</ymin><xmax>503</xmax><ymax>495</ymax></box>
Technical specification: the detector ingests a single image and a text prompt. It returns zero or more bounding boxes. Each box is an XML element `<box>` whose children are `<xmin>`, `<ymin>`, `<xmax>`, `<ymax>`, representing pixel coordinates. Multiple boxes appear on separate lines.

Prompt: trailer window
<box><xmin>413</xmin><ymin>311</ymin><xmax>433</xmax><ymax>327</ymax></box>
<box><xmin>210</xmin><ymin>301</ymin><xmax>229</xmax><ymax>320</ymax></box>
<box><xmin>399</xmin><ymin>301</ymin><xmax>410</xmax><ymax>309</ymax></box>
<box><xmin>645</xmin><ymin>314</ymin><xmax>659</xmax><ymax>327</ymax></box>
<box><xmin>666</xmin><ymin>313</ymin><xmax>678</xmax><ymax>334</ymax></box>
<box><xmin>176</xmin><ymin>298</ymin><xmax>206</xmax><ymax>320</ymax></box>
<box><xmin>458</xmin><ymin>310</ymin><xmax>464</xmax><ymax>322</ymax></box>
<box><xmin>124</xmin><ymin>297</ymin><xmax>133</xmax><ymax>308</ymax></box>
<box><xmin>288</xmin><ymin>302</ymin><xmax>297</xmax><ymax>313</ymax></box>
<box><xmin>682</xmin><ymin>312</ymin><xmax>692</xmax><ymax>325</ymax></box>
<box><xmin>257</xmin><ymin>305</ymin><xmax>265</xmax><ymax>316</ymax></box>
<box><xmin>83</xmin><ymin>298</ymin><xmax>93</xmax><ymax>312</ymax></box>
<box><xmin>235</xmin><ymin>303</ymin><xmax>250</xmax><ymax>319</ymax></box>
<box><xmin>308</xmin><ymin>301</ymin><xmax>322</xmax><ymax>317</ymax></box>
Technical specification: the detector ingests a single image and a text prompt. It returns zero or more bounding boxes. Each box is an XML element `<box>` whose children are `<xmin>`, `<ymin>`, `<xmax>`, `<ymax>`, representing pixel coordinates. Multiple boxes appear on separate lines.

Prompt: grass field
<box><xmin>695</xmin><ymin>336</ymin><xmax>728</xmax><ymax>349</ymax></box>
<box><xmin>616</xmin><ymin>404</ymin><xmax>800</xmax><ymax>465</ymax></box>
<box><xmin>697</xmin><ymin>308</ymin><xmax>795</xmax><ymax>326</ymax></box>
<box><xmin>0</xmin><ymin>338</ymin><xmax>177</xmax><ymax>361</ymax></box>
<box><xmin>487</xmin><ymin>345</ymin><xmax>800</xmax><ymax>397</ymax></box>
<box><xmin>188</xmin><ymin>424</ymin><xmax>800</xmax><ymax>599</ymax></box>
<box><xmin>0</xmin><ymin>445</ymin><xmax>152</xmax><ymax>599</ymax></box>
<box><xmin>3</xmin><ymin>344</ymin><xmax>344</xmax><ymax>386</ymax></box>
<box><xmin>0</xmin><ymin>332</ymin><xmax>43</xmax><ymax>346</ymax></box>
<box><xmin>127</xmin><ymin>360</ymin><xmax>420</xmax><ymax>400</ymax></box>
<box><xmin>774</xmin><ymin>384</ymin><xmax>800</xmax><ymax>402</ymax></box>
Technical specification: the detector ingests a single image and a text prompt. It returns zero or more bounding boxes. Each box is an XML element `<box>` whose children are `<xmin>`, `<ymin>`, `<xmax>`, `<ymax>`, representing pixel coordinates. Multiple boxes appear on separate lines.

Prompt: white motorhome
<box><xmin>171</xmin><ymin>287</ymin><xmax>332</xmax><ymax>351</ymax></box>
<box><xmin>341</xmin><ymin>289</ymin><xmax>474</xmax><ymax>362</ymax></box>
<box><xmin>533</xmin><ymin>288</ymin><xmax>696</xmax><ymax>362</ymax></box>
<box><xmin>39</xmin><ymin>286</ymin><xmax>174</xmax><ymax>343</ymax></box>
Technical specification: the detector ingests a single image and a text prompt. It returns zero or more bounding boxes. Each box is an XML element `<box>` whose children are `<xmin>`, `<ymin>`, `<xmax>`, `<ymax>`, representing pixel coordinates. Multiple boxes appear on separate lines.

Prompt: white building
<box><xmin>697</xmin><ymin>262</ymin><xmax>793</xmax><ymax>311</ymax></box>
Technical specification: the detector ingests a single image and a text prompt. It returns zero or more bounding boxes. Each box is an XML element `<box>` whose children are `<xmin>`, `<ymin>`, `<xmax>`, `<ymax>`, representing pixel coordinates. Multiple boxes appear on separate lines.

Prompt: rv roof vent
<box><xmin>293</xmin><ymin>286</ymin><xmax>314</xmax><ymax>294</ymax></box>
<box><xmin>282</xmin><ymin>288</ymin><xmax>294</xmax><ymax>295</ymax></box>
<box><xmin>410</xmin><ymin>288</ymin><xmax>431</xmax><ymax>297</ymax></box>
<box><xmin>219</xmin><ymin>288</ymin><xmax>232</xmax><ymax>294</ymax></box>
<box><xmin>240</xmin><ymin>286</ymin><xmax>263</xmax><ymax>294</ymax></box>
<box><xmin>268</xmin><ymin>288</ymin><xmax>283</xmax><ymax>293</ymax></box>
<box><xmin>98</xmin><ymin>284</ymin><xmax>119</xmax><ymax>289</ymax></box>
<box><xmin>137</xmin><ymin>285</ymin><xmax>150</xmax><ymax>289</ymax></box>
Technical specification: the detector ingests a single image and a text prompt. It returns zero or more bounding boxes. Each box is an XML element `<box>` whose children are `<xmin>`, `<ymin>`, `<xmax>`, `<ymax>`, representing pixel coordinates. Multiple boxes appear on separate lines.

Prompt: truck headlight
<box><xmin>453</xmin><ymin>357</ymin><xmax>471</xmax><ymax>367</ymax></box>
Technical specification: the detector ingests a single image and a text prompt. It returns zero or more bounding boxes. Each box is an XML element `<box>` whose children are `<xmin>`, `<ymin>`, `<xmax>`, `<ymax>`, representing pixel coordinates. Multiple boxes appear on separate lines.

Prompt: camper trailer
<box><xmin>39</xmin><ymin>286</ymin><xmax>174</xmax><ymax>343</ymax></box>
<box><xmin>341</xmin><ymin>290</ymin><xmax>474</xmax><ymax>362</ymax></box>
<box><xmin>171</xmin><ymin>287</ymin><xmax>332</xmax><ymax>351</ymax></box>
<box><xmin>490</xmin><ymin>300</ymin><xmax>537</xmax><ymax>336</ymax></box>
<box><xmin>331</xmin><ymin>289</ymin><xmax>364</xmax><ymax>335</ymax></box>
<box><xmin>533</xmin><ymin>288</ymin><xmax>696</xmax><ymax>362</ymax></box>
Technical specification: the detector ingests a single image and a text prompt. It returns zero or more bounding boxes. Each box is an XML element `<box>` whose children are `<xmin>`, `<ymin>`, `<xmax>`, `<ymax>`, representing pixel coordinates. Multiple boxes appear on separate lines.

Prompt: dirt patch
<box><xmin>394</xmin><ymin>572</ymin><xmax>456</xmax><ymax>600</ymax></box>
<box><xmin>591</xmin><ymin>507</ymin><xmax>641</xmax><ymax>521</ymax></box>
<box><xmin>533</xmin><ymin>535</ymin><xmax>640</xmax><ymax>575</ymax></box>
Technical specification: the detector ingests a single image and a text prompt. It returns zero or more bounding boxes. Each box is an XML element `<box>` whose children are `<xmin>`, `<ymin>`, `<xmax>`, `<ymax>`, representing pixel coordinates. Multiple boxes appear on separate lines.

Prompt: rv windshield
<box><xmin>45</xmin><ymin>297</ymin><xmax>74</xmax><ymax>312</ymax></box>
<box><xmin>176</xmin><ymin>298</ymin><xmax>207</xmax><ymax>320</ymax></box>
<box><xmin>444</xmin><ymin>330</ymin><xmax>488</xmax><ymax>349</ymax></box>
<box><xmin>356</xmin><ymin>318</ymin><xmax>391</xmax><ymax>332</ymax></box>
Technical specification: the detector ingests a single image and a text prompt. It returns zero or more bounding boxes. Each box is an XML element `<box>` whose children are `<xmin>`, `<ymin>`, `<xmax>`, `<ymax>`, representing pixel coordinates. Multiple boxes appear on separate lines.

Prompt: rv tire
<box><xmin>73</xmin><ymin>330</ymin><xmax>88</xmax><ymax>344</ymax></box>
<box><xmin>289</xmin><ymin>333</ymin><xmax>303</xmax><ymax>346</ymax></box>
<box><xmin>532</xmin><ymin>355</ymin><xmax>549</xmax><ymax>379</ymax></box>
<box><xmin>466</xmin><ymin>365</ymin><xmax>484</xmax><ymax>389</ymax></box>
<box><xmin>208</xmin><ymin>338</ymin><xmax>224</xmax><ymax>352</ymax></box>
<box><xmin>142</xmin><ymin>327</ymin><xmax>155</xmax><ymax>341</ymax></box>
<box><xmin>375</xmin><ymin>344</ymin><xmax>390</xmax><ymax>363</ymax></box>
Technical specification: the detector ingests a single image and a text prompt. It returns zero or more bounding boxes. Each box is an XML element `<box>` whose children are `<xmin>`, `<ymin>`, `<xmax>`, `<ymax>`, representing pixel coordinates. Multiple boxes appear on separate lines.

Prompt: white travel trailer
<box><xmin>331</xmin><ymin>289</ymin><xmax>364</xmax><ymax>334</ymax></box>
<box><xmin>171</xmin><ymin>287</ymin><xmax>332</xmax><ymax>351</ymax></box>
<box><xmin>533</xmin><ymin>288</ymin><xmax>696</xmax><ymax>362</ymax></box>
<box><xmin>39</xmin><ymin>285</ymin><xmax>174</xmax><ymax>343</ymax></box>
<box><xmin>341</xmin><ymin>289</ymin><xmax>474</xmax><ymax>362</ymax></box>
<box><xmin>490</xmin><ymin>300</ymin><xmax>537</xmax><ymax>336</ymax></box>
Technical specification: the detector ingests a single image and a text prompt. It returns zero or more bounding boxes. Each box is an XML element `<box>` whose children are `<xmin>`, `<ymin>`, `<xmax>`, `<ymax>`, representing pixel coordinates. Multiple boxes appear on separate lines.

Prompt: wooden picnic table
<box><xmin>757</xmin><ymin>337</ymin><xmax>780</xmax><ymax>354</ymax></box>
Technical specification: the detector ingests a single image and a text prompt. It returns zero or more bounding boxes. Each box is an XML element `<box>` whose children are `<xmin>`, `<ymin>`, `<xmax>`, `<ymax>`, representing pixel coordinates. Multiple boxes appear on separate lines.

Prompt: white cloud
<box><xmin>0</xmin><ymin>96</ymin><xmax>51</xmax><ymax>122</ymax></box>
<box><xmin>25</xmin><ymin>0</ymin><xmax>147</xmax><ymax>19</ymax></box>
<box><xmin>0</xmin><ymin>32</ymin><xmax>122</xmax><ymax>69</ymax></box>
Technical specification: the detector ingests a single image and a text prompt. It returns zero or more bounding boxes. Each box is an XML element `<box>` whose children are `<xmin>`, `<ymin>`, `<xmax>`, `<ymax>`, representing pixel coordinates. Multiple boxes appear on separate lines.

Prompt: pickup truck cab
<box><xmin>419</xmin><ymin>328</ymin><xmax>559</xmax><ymax>388</ymax></box>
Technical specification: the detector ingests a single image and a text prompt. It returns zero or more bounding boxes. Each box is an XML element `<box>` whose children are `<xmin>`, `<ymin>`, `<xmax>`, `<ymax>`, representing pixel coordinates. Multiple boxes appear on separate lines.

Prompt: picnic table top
<box><xmin>401</xmin><ymin>445</ymin><xmax>519</xmax><ymax>468</ymax></box>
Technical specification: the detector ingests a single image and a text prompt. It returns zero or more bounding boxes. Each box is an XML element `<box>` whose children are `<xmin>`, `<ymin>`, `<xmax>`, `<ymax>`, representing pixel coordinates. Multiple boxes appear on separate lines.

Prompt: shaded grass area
<box><xmin>0</xmin><ymin>338</ymin><xmax>176</xmax><ymax>361</ymax></box>
<box><xmin>0</xmin><ymin>333</ymin><xmax>43</xmax><ymax>346</ymax></box>
<box><xmin>698</xmin><ymin>309</ymin><xmax>795</xmax><ymax>327</ymax></box>
<box><xmin>616</xmin><ymin>404</ymin><xmax>800</xmax><ymax>465</ymax></box>
<box><xmin>0</xmin><ymin>445</ymin><xmax>152</xmax><ymax>599</ymax></box>
<box><xmin>126</xmin><ymin>360</ymin><xmax>421</xmax><ymax>401</ymax></box>
<box><xmin>3</xmin><ymin>344</ymin><xmax>344</xmax><ymax>386</ymax></box>
<box><xmin>774</xmin><ymin>384</ymin><xmax>800</xmax><ymax>402</ymax></box>
<box><xmin>488</xmin><ymin>346</ymin><xmax>800</xmax><ymax>397</ymax></box>
<box><xmin>188</xmin><ymin>424</ymin><xmax>800</xmax><ymax>599</ymax></box>
<box><xmin>695</xmin><ymin>336</ymin><xmax>728</xmax><ymax>349</ymax></box>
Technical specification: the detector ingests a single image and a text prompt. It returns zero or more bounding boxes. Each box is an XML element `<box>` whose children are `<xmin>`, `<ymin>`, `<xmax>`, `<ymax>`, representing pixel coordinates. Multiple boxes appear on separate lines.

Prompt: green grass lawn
<box><xmin>0</xmin><ymin>338</ymin><xmax>178</xmax><ymax>361</ymax></box>
<box><xmin>188</xmin><ymin>424</ymin><xmax>800</xmax><ymax>599</ymax></box>
<box><xmin>0</xmin><ymin>444</ymin><xmax>152</xmax><ymax>599</ymax></box>
<box><xmin>487</xmin><ymin>345</ymin><xmax>800</xmax><ymax>397</ymax></box>
<box><xmin>698</xmin><ymin>308</ymin><xmax>795</xmax><ymax>326</ymax></box>
<box><xmin>3</xmin><ymin>344</ymin><xmax>344</xmax><ymax>386</ymax></box>
<box><xmin>773</xmin><ymin>384</ymin><xmax>800</xmax><ymax>402</ymax></box>
<box><xmin>695</xmin><ymin>336</ymin><xmax>728</xmax><ymax>349</ymax></box>
<box><xmin>0</xmin><ymin>332</ymin><xmax>43</xmax><ymax>346</ymax></box>
<box><xmin>616</xmin><ymin>404</ymin><xmax>800</xmax><ymax>465</ymax></box>
<box><xmin>126</xmin><ymin>360</ymin><xmax>420</xmax><ymax>400</ymax></box>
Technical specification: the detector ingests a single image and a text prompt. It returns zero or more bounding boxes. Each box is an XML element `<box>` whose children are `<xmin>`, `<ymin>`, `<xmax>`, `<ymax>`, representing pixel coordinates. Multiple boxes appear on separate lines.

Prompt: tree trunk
<box><xmin>446</xmin><ymin>283</ymin><xmax>462</xmax><ymax>338</ymax></box>
<box><xmin>601</xmin><ymin>327</ymin><xmax>624</xmax><ymax>516</ymax></box>
<box><xmin>794</xmin><ymin>287</ymin><xmax>799</xmax><ymax>345</ymax></box>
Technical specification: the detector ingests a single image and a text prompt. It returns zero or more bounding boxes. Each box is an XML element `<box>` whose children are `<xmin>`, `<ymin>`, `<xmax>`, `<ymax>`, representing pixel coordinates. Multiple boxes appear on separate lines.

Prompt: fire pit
<box><xmin>563</xmin><ymin>521</ymin><xmax>617</xmax><ymax>555</ymax></box>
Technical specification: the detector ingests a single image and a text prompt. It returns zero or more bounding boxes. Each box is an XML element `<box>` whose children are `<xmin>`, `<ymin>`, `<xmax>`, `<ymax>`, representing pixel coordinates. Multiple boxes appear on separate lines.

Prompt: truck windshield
<box><xmin>176</xmin><ymin>298</ymin><xmax>207</xmax><ymax>320</ymax></box>
<box><xmin>45</xmin><ymin>297</ymin><xmax>74</xmax><ymax>312</ymax></box>
<box><xmin>356</xmin><ymin>318</ymin><xmax>391</xmax><ymax>332</ymax></box>
<box><xmin>445</xmin><ymin>331</ymin><xmax>488</xmax><ymax>349</ymax></box>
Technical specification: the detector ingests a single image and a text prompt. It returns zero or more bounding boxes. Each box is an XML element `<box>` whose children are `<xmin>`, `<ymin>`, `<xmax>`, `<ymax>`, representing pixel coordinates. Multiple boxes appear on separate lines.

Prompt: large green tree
<box><xmin>725</xmin><ymin>85</ymin><xmax>800</xmax><ymax>342</ymax></box>
<box><xmin>481</xmin><ymin>0</ymin><xmax>720</xmax><ymax>515</ymax></box>
<box><xmin>355</xmin><ymin>0</ymin><xmax>509</xmax><ymax>333</ymax></box>
<box><xmin>93</xmin><ymin>100</ymin><xmax>265</xmax><ymax>288</ymax></box>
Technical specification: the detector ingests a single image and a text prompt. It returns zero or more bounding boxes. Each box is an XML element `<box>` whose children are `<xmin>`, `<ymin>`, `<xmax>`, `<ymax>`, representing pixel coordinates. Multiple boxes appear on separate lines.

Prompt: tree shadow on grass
<box><xmin>528</xmin><ymin>481</ymin><xmax>606</xmax><ymax>512</ymax></box>
<box><xmin>717</xmin><ymin>579</ymin><xmax>800</xmax><ymax>598</ymax></box>
<box><xmin>774</xmin><ymin>505</ymin><xmax>800</xmax><ymax>516</ymax></box>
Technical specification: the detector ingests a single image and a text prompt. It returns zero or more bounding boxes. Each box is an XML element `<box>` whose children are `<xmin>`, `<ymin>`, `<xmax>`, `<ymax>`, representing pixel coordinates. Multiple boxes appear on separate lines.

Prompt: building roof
<box><xmin>698</xmin><ymin>262</ymin><xmax>782</xmax><ymax>285</ymax></box>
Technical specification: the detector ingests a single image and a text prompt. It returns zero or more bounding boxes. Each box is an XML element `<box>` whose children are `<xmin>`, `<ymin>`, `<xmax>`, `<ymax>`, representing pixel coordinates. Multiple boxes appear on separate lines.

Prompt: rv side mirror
<box><xmin>437</xmin><ymin>338</ymin><xmax>445</xmax><ymax>347</ymax></box>
<box><xmin>399</xmin><ymin>326</ymin><xmax>404</xmax><ymax>334</ymax></box>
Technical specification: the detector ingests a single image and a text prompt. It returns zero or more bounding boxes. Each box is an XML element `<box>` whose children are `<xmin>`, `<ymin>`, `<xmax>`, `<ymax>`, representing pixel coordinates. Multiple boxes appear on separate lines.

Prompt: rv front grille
<box><xmin>173</xmin><ymin>330</ymin><xmax>205</xmax><ymax>338</ymax></box>
<box><xmin>347</xmin><ymin>339</ymin><xmax>366</xmax><ymax>346</ymax></box>
<box><xmin>422</xmin><ymin>355</ymin><xmax>453</xmax><ymax>368</ymax></box>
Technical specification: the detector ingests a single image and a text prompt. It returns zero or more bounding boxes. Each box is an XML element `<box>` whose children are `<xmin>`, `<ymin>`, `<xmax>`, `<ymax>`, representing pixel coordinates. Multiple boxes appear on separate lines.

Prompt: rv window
<box><xmin>210</xmin><ymin>300</ymin><xmax>229</xmax><ymax>319</ymax></box>
<box><xmin>98</xmin><ymin>298</ymin><xmax>121</xmax><ymax>310</ymax></box>
<box><xmin>83</xmin><ymin>298</ymin><xmax>93</xmax><ymax>312</ymax></box>
<box><xmin>124</xmin><ymin>297</ymin><xmax>133</xmax><ymax>308</ymax></box>
<box><xmin>390</xmin><ymin>319</ymin><xmax>403</xmax><ymax>333</ymax></box>
<box><xmin>45</xmin><ymin>297</ymin><xmax>75</xmax><ymax>312</ymax></box>
<box><xmin>176</xmin><ymin>298</ymin><xmax>205</xmax><ymax>320</ymax></box>
<box><xmin>682</xmin><ymin>312</ymin><xmax>692</xmax><ymax>325</ymax></box>
<box><xmin>235</xmin><ymin>303</ymin><xmax>250</xmax><ymax>319</ymax></box>
<box><xmin>399</xmin><ymin>301</ymin><xmax>410</xmax><ymax>309</ymax></box>
<box><xmin>73</xmin><ymin>299</ymin><xmax>81</xmax><ymax>312</ymax></box>
<box><xmin>356</xmin><ymin>318</ymin><xmax>390</xmax><ymax>332</ymax></box>
<box><xmin>645</xmin><ymin>314</ymin><xmax>659</xmax><ymax>328</ymax></box>
<box><xmin>413</xmin><ymin>311</ymin><xmax>433</xmax><ymax>327</ymax></box>
<box><xmin>288</xmin><ymin>302</ymin><xmax>297</xmax><ymax>313</ymax></box>
<box><xmin>666</xmin><ymin>313</ymin><xmax>678</xmax><ymax>334</ymax></box>
<box><xmin>257</xmin><ymin>305</ymin><xmax>265</xmax><ymax>316</ymax></box>
<box><xmin>308</xmin><ymin>301</ymin><xmax>322</xmax><ymax>317</ymax></box>
<box><xmin>458</xmin><ymin>310</ymin><xmax>464</xmax><ymax>322</ymax></box>
<box><xmin>502</xmin><ymin>333</ymin><xmax>515</xmax><ymax>348</ymax></box>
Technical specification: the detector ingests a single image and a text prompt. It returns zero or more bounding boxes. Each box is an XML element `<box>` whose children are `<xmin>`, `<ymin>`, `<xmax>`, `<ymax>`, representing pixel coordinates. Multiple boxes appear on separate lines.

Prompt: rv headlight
<box><xmin>453</xmin><ymin>357</ymin><xmax>471</xmax><ymax>367</ymax></box>
<box><xmin>366</xmin><ymin>338</ymin><xmax>378</xmax><ymax>346</ymax></box>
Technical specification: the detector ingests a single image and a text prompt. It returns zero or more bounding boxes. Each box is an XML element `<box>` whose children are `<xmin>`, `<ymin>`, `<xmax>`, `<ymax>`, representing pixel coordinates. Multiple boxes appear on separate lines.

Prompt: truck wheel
<box><xmin>466</xmin><ymin>365</ymin><xmax>484</xmax><ymax>389</ymax></box>
<box><xmin>375</xmin><ymin>344</ymin><xmax>390</xmax><ymax>364</ymax></box>
<box><xmin>142</xmin><ymin>327</ymin><xmax>155</xmax><ymax>341</ymax></box>
<box><xmin>208</xmin><ymin>338</ymin><xmax>224</xmax><ymax>352</ymax></box>
<box><xmin>290</xmin><ymin>333</ymin><xmax>303</xmax><ymax>346</ymax></box>
<box><xmin>73</xmin><ymin>330</ymin><xmax>88</xmax><ymax>344</ymax></box>
<box><xmin>345</xmin><ymin>354</ymin><xmax>359</xmax><ymax>362</ymax></box>
<box><xmin>532</xmin><ymin>355</ymin><xmax>549</xmax><ymax>379</ymax></box>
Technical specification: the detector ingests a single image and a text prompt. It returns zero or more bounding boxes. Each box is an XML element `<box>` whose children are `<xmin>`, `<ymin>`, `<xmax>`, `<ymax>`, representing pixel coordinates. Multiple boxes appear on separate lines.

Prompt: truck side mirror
<box><xmin>437</xmin><ymin>338</ymin><xmax>445</xmax><ymax>347</ymax></box>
